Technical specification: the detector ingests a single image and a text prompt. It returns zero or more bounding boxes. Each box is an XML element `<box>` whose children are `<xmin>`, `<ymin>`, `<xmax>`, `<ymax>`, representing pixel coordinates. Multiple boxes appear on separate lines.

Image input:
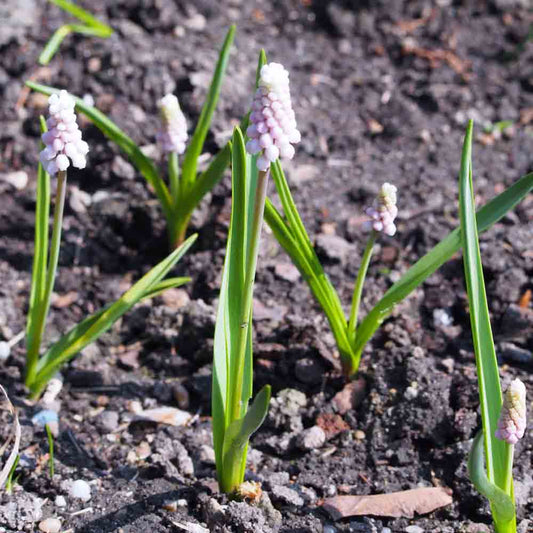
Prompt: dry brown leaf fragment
<box><xmin>323</xmin><ymin>486</ymin><xmax>453</xmax><ymax>519</ymax></box>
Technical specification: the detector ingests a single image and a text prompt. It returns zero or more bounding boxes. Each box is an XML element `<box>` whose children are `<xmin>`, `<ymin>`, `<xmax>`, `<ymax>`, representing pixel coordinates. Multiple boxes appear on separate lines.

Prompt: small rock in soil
<box><xmin>0</xmin><ymin>170</ymin><xmax>28</xmax><ymax>189</ymax></box>
<box><xmin>498</xmin><ymin>342</ymin><xmax>532</xmax><ymax>366</ymax></box>
<box><xmin>199</xmin><ymin>444</ymin><xmax>216</xmax><ymax>465</ymax></box>
<box><xmin>270</xmin><ymin>485</ymin><xmax>304</xmax><ymax>507</ymax></box>
<box><xmin>54</xmin><ymin>496</ymin><xmax>66</xmax><ymax>508</ymax></box>
<box><xmin>296</xmin><ymin>425</ymin><xmax>326</xmax><ymax>451</ymax></box>
<box><xmin>97</xmin><ymin>410</ymin><xmax>119</xmax><ymax>433</ymax></box>
<box><xmin>316</xmin><ymin>233</ymin><xmax>354</xmax><ymax>264</ymax></box>
<box><xmin>38</xmin><ymin>518</ymin><xmax>61</xmax><ymax>533</ymax></box>
<box><xmin>294</xmin><ymin>357</ymin><xmax>323</xmax><ymax>384</ymax></box>
<box><xmin>332</xmin><ymin>378</ymin><xmax>367</xmax><ymax>414</ymax></box>
<box><xmin>274</xmin><ymin>262</ymin><xmax>300</xmax><ymax>282</ymax></box>
<box><xmin>500</xmin><ymin>304</ymin><xmax>533</xmax><ymax>337</ymax></box>
<box><xmin>69</xmin><ymin>479</ymin><xmax>91</xmax><ymax>501</ymax></box>
<box><xmin>111</xmin><ymin>155</ymin><xmax>136</xmax><ymax>180</ymax></box>
<box><xmin>268</xmin><ymin>388</ymin><xmax>307</xmax><ymax>432</ymax></box>
<box><xmin>491</xmin><ymin>267</ymin><xmax>528</xmax><ymax>304</ymax></box>
<box><xmin>405</xmin><ymin>527</ymin><xmax>424</xmax><ymax>533</ymax></box>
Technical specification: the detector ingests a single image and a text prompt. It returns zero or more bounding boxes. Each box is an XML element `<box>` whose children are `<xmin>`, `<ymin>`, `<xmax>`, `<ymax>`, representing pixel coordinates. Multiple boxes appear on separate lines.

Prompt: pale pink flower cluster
<box><xmin>365</xmin><ymin>183</ymin><xmax>398</xmax><ymax>236</ymax></box>
<box><xmin>496</xmin><ymin>379</ymin><xmax>527</xmax><ymax>445</ymax></box>
<box><xmin>245</xmin><ymin>62</ymin><xmax>301</xmax><ymax>171</ymax></box>
<box><xmin>39</xmin><ymin>91</ymin><xmax>89</xmax><ymax>176</ymax></box>
<box><xmin>156</xmin><ymin>94</ymin><xmax>188</xmax><ymax>154</ymax></box>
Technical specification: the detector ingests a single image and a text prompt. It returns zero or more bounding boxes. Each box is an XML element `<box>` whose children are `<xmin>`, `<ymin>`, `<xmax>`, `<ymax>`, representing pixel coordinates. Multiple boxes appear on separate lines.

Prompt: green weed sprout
<box><xmin>39</xmin><ymin>0</ymin><xmax>113</xmax><ymax>66</ymax></box>
<box><xmin>265</xmin><ymin>139</ymin><xmax>533</xmax><ymax>377</ymax></box>
<box><xmin>459</xmin><ymin>120</ymin><xmax>527</xmax><ymax>533</ymax></box>
<box><xmin>28</xmin><ymin>25</ymin><xmax>236</xmax><ymax>249</ymax></box>
<box><xmin>212</xmin><ymin>60</ymin><xmax>301</xmax><ymax>494</ymax></box>
<box><xmin>45</xmin><ymin>423</ymin><xmax>55</xmax><ymax>478</ymax></box>
<box><xmin>25</xmin><ymin>93</ymin><xmax>196</xmax><ymax>398</ymax></box>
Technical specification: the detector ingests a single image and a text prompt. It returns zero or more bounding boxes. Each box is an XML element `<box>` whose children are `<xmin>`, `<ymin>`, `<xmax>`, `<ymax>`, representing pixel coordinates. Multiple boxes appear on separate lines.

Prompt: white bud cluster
<box><xmin>39</xmin><ymin>91</ymin><xmax>89</xmax><ymax>176</ymax></box>
<box><xmin>156</xmin><ymin>94</ymin><xmax>188</xmax><ymax>154</ymax></box>
<box><xmin>496</xmin><ymin>379</ymin><xmax>527</xmax><ymax>445</ymax></box>
<box><xmin>365</xmin><ymin>183</ymin><xmax>398</xmax><ymax>236</ymax></box>
<box><xmin>245</xmin><ymin>62</ymin><xmax>301</xmax><ymax>171</ymax></box>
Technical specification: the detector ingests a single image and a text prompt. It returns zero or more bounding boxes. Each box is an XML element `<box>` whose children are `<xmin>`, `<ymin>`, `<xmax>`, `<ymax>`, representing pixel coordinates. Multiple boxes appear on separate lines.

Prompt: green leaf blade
<box><xmin>458</xmin><ymin>121</ymin><xmax>505</xmax><ymax>489</ymax></box>
<box><xmin>30</xmin><ymin>234</ymin><xmax>197</xmax><ymax>396</ymax></box>
<box><xmin>181</xmin><ymin>26</ymin><xmax>235</xmax><ymax>191</ymax></box>
<box><xmin>353</xmin><ymin>170</ymin><xmax>533</xmax><ymax>364</ymax></box>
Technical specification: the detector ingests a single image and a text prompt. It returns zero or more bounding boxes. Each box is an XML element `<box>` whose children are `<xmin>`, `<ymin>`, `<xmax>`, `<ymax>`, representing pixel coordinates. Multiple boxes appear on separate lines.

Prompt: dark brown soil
<box><xmin>1</xmin><ymin>1</ymin><xmax>532</xmax><ymax>532</ymax></box>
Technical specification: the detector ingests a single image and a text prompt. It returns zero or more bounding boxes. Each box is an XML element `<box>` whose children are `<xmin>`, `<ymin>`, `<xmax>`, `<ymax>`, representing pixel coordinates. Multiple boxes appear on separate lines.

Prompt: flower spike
<box><xmin>39</xmin><ymin>90</ymin><xmax>89</xmax><ymax>176</ymax></box>
<box><xmin>156</xmin><ymin>94</ymin><xmax>188</xmax><ymax>154</ymax></box>
<box><xmin>495</xmin><ymin>378</ymin><xmax>527</xmax><ymax>445</ymax></box>
<box><xmin>365</xmin><ymin>182</ymin><xmax>398</xmax><ymax>236</ymax></box>
<box><xmin>246</xmin><ymin>62</ymin><xmax>301</xmax><ymax>171</ymax></box>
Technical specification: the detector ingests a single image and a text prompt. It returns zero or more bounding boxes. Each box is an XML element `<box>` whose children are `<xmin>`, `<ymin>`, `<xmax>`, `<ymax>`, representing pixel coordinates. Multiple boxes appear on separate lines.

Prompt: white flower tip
<box><xmin>157</xmin><ymin>93</ymin><xmax>188</xmax><ymax>154</ymax></box>
<box><xmin>41</xmin><ymin>90</ymin><xmax>87</xmax><ymax>175</ymax></box>
<box><xmin>246</xmin><ymin>61</ymin><xmax>300</xmax><ymax>168</ymax></box>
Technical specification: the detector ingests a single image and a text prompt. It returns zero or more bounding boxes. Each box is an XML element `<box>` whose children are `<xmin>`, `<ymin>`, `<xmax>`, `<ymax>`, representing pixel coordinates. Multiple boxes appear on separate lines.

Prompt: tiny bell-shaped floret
<box><xmin>39</xmin><ymin>90</ymin><xmax>89</xmax><ymax>176</ymax></box>
<box><xmin>245</xmin><ymin>62</ymin><xmax>301</xmax><ymax>172</ymax></box>
<box><xmin>365</xmin><ymin>182</ymin><xmax>398</xmax><ymax>236</ymax></box>
<box><xmin>156</xmin><ymin>94</ymin><xmax>188</xmax><ymax>154</ymax></box>
<box><xmin>495</xmin><ymin>379</ymin><xmax>527</xmax><ymax>445</ymax></box>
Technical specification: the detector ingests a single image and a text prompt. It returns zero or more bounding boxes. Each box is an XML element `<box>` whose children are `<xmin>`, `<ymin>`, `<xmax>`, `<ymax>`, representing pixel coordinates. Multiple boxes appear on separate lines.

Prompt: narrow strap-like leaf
<box><xmin>459</xmin><ymin>121</ymin><xmax>505</xmax><ymax>488</ymax></box>
<box><xmin>180</xmin><ymin>26</ymin><xmax>235</xmax><ymax>191</ymax></box>
<box><xmin>352</xmin><ymin>170</ymin><xmax>533</xmax><ymax>366</ymax></box>
<box><xmin>468</xmin><ymin>431</ymin><xmax>515</xmax><ymax>523</ymax></box>
<box><xmin>49</xmin><ymin>0</ymin><xmax>113</xmax><ymax>33</ymax></box>
<box><xmin>26</xmin><ymin>117</ymin><xmax>51</xmax><ymax>373</ymax></box>
<box><xmin>30</xmin><ymin>234</ymin><xmax>197</xmax><ymax>396</ymax></box>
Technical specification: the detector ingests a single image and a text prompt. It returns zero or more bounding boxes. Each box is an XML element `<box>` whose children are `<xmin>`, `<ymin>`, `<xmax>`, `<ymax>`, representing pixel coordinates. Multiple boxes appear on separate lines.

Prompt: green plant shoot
<box><xmin>28</xmin><ymin>25</ymin><xmax>236</xmax><ymax>249</ymax></box>
<box><xmin>459</xmin><ymin>120</ymin><xmax>524</xmax><ymax>533</ymax></box>
<box><xmin>39</xmin><ymin>0</ymin><xmax>113</xmax><ymax>66</ymax></box>
<box><xmin>25</xmin><ymin>99</ymin><xmax>196</xmax><ymax>398</ymax></box>
<box><xmin>212</xmin><ymin>127</ymin><xmax>271</xmax><ymax>494</ymax></box>
<box><xmin>265</xmin><ymin>150</ymin><xmax>533</xmax><ymax>377</ymax></box>
<box><xmin>45</xmin><ymin>424</ymin><xmax>55</xmax><ymax>478</ymax></box>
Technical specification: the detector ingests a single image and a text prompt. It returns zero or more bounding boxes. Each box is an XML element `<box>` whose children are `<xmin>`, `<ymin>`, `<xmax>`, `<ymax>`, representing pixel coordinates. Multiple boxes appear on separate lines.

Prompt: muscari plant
<box><xmin>39</xmin><ymin>0</ymin><xmax>113</xmax><ymax>66</ymax></box>
<box><xmin>212</xmin><ymin>61</ymin><xmax>301</xmax><ymax>494</ymax></box>
<box><xmin>264</xmin><ymin>119</ymin><xmax>533</xmax><ymax>377</ymax></box>
<box><xmin>459</xmin><ymin>121</ymin><xmax>527</xmax><ymax>533</ymax></box>
<box><xmin>25</xmin><ymin>90</ymin><xmax>196</xmax><ymax>398</ymax></box>
<box><xmin>28</xmin><ymin>25</ymin><xmax>236</xmax><ymax>249</ymax></box>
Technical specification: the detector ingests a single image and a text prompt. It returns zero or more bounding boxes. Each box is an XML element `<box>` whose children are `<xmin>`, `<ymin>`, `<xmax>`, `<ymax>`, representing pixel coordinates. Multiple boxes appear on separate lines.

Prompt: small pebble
<box><xmin>405</xmin><ymin>526</ymin><xmax>424</xmax><ymax>533</ymax></box>
<box><xmin>0</xmin><ymin>170</ymin><xmax>28</xmax><ymax>190</ymax></box>
<box><xmin>354</xmin><ymin>430</ymin><xmax>366</xmax><ymax>440</ymax></box>
<box><xmin>199</xmin><ymin>444</ymin><xmax>216</xmax><ymax>464</ymax></box>
<box><xmin>69</xmin><ymin>479</ymin><xmax>91</xmax><ymax>501</ymax></box>
<box><xmin>38</xmin><ymin>518</ymin><xmax>61</xmax><ymax>533</ymax></box>
<box><xmin>54</xmin><ymin>495</ymin><xmax>66</xmax><ymax>507</ymax></box>
<box><xmin>323</xmin><ymin>526</ymin><xmax>337</xmax><ymax>533</ymax></box>
<box><xmin>0</xmin><ymin>341</ymin><xmax>10</xmax><ymax>361</ymax></box>
<box><xmin>296</xmin><ymin>425</ymin><xmax>326</xmax><ymax>451</ymax></box>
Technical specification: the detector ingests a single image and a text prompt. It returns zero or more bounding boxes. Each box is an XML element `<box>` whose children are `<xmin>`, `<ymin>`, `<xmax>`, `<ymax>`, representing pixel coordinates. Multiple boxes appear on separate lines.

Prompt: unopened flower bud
<box><xmin>496</xmin><ymin>379</ymin><xmax>527</xmax><ymax>445</ymax></box>
<box><xmin>39</xmin><ymin>90</ymin><xmax>89</xmax><ymax>176</ymax></box>
<box><xmin>365</xmin><ymin>182</ymin><xmax>398</xmax><ymax>236</ymax></box>
<box><xmin>156</xmin><ymin>94</ymin><xmax>188</xmax><ymax>154</ymax></box>
<box><xmin>245</xmin><ymin>62</ymin><xmax>300</xmax><ymax>171</ymax></box>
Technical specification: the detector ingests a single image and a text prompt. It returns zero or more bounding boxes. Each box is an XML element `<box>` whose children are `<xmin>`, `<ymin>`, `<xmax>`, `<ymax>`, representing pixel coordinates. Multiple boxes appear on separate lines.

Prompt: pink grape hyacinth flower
<box><xmin>245</xmin><ymin>62</ymin><xmax>301</xmax><ymax>172</ymax></box>
<box><xmin>495</xmin><ymin>378</ymin><xmax>527</xmax><ymax>445</ymax></box>
<box><xmin>39</xmin><ymin>90</ymin><xmax>89</xmax><ymax>176</ymax></box>
<box><xmin>365</xmin><ymin>183</ymin><xmax>398</xmax><ymax>237</ymax></box>
<box><xmin>156</xmin><ymin>93</ymin><xmax>188</xmax><ymax>154</ymax></box>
